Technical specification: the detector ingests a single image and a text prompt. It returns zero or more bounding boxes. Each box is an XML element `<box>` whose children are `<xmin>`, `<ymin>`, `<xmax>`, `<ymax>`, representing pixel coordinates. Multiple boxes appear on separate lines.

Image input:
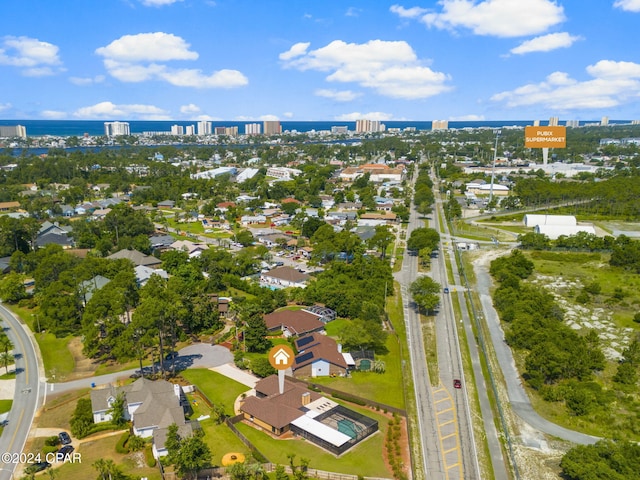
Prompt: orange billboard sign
<box><xmin>525</xmin><ymin>126</ymin><xmax>566</xmax><ymax>148</ymax></box>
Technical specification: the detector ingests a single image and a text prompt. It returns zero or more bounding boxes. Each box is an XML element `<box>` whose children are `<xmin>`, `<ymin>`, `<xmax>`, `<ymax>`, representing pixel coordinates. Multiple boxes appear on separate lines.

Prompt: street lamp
<box><xmin>489</xmin><ymin>129</ymin><xmax>501</xmax><ymax>206</ymax></box>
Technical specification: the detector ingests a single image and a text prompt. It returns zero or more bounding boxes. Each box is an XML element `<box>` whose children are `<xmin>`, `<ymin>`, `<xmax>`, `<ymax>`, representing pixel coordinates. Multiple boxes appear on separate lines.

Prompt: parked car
<box><xmin>57</xmin><ymin>445</ymin><xmax>74</xmax><ymax>457</ymax></box>
<box><xmin>453</xmin><ymin>379</ymin><xmax>462</xmax><ymax>389</ymax></box>
<box><xmin>58</xmin><ymin>431</ymin><xmax>72</xmax><ymax>445</ymax></box>
<box><xmin>24</xmin><ymin>462</ymin><xmax>51</xmax><ymax>474</ymax></box>
<box><xmin>443</xmin><ymin>287</ymin><xmax>450</xmax><ymax>294</ymax></box>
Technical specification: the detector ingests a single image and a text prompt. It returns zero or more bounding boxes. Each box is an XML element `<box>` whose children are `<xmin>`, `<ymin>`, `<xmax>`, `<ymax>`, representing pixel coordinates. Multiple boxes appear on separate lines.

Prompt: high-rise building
<box><xmin>171</xmin><ymin>124</ymin><xmax>184</xmax><ymax>135</ymax></box>
<box><xmin>549</xmin><ymin>116</ymin><xmax>559</xmax><ymax>126</ymax></box>
<box><xmin>565</xmin><ymin>120</ymin><xmax>580</xmax><ymax>127</ymax></box>
<box><xmin>245</xmin><ymin>123</ymin><xmax>261</xmax><ymax>135</ymax></box>
<box><xmin>185</xmin><ymin>125</ymin><xmax>195</xmax><ymax>135</ymax></box>
<box><xmin>104</xmin><ymin>121</ymin><xmax>130</xmax><ymax>136</ymax></box>
<box><xmin>432</xmin><ymin>120</ymin><xmax>449</xmax><ymax>130</ymax></box>
<box><xmin>355</xmin><ymin>119</ymin><xmax>385</xmax><ymax>133</ymax></box>
<box><xmin>601</xmin><ymin>116</ymin><xmax>609</xmax><ymax>126</ymax></box>
<box><xmin>0</xmin><ymin>125</ymin><xmax>27</xmax><ymax>138</ymax></box>
<box><xmin>263</xmin><ymin>120</ymin><xmax>282</xmax><ymax>136</ymax></box>
<box><xmin>331</xmin><ymin>126</ymin><xmax>349</xmax><ymax>134</ymax></box>
<box><xmin>197</xmin><ymin>121</ymin><xmax>212</xmax><ymax>135</ymax></box>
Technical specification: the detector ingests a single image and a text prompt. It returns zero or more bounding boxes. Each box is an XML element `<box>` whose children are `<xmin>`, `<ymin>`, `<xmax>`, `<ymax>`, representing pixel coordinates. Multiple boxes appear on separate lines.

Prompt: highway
<box><xmin>0</xmin><ymin>303</ymin><xmax>44</xmax><ymax>480</ymax></box>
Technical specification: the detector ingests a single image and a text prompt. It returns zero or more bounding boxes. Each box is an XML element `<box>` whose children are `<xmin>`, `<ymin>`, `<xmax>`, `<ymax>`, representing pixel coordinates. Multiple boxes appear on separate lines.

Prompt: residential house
<box><xmin>240</xmin><ymin>375</ymin><xmax>378</xmax><ymax>455</ymax></box>
<box><xmin>293</xmin><ymin>333</ymin><xmax>349</xmax><ymax>378</ymax></box>
<box><xmin>0</xmin><ymin>201</ymin><xmax>21</xmax><ymax>212</ymax></box>
<box><xmin>157</xmin><ymin>200</ymin><xmax>175</xmax><ymax>209</ymax></box>
<box><xmin>149</xmin><ymin>234</ymin><xmax>175</xmax><ymax>250</ymax></box>
<box><xmin>90</xmin><ymin>378</ymin><xmax>196</xmax><ymax>459</ymax></box>
<box><xmin>170</xmin><ymin>239</ymin><xmax>208</xmax><ymax>258</ymax></box>
<box><xmin>241</xmin><ymin>215</ymin><xmax>266</xmax><ymax>226</ymax></box>
<box><xmin>257</xmin><ymin>233</ymin><xmax>295</xmax><ymax>248</ymax></box>
<box><xmin>79</xmin><ymin>275</ymin><xmax>111</xmax><ymax>305</ymax></box>
<box><xmin>107</xmin><ymin>249</ymin><xmax>162</xmax><ymax>268</ymax></box>
<box><xmin>135</xmin><ymin>265</ymin><xmax>169</xmax><ymax>287</ymax></box>
<box><xmin>263</xmin><ymin>309</ymin><xmax>324</xmax><ymax>337</ymax></box>
<box><xmin>260</xmin><ymin>266</ymin><xmax>310</xmax><ymax>289</ymax></box>
<box><xmin>35</xmin><ymin>221</ymin><xmax>74</xmax><ymax>248</ymax></box>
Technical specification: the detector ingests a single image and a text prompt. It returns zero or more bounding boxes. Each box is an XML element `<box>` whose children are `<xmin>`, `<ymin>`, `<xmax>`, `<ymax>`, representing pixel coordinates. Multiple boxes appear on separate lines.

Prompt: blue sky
<box><xmin>1</xmin><ymin>0</ymin><xmax>640</xmax><ymax>122</ymax></box>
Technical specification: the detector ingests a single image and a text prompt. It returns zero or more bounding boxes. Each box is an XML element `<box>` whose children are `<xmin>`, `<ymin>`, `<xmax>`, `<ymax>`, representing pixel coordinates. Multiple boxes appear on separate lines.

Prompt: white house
<box><xmin>90</xmin><ymin>378</ymin><xmax>196</xmax><ymax>459</ymax></box>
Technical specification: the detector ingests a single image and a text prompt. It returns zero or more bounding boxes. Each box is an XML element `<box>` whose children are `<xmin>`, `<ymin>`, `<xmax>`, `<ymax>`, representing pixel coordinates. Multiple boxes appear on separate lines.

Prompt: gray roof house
<box><xmin>79</xmin><ymin>275</ymin><xmax>111</xmax><ymax>305</ymax></box>
<box><xmin>90</xmin><ymin>378</ymin><xmax>195</xmax><ymax>459</ymax></box>
<box><xmin>108</xmin><ymin>249</ymin><xmax>162</xmax><ymax>268</ymax></box>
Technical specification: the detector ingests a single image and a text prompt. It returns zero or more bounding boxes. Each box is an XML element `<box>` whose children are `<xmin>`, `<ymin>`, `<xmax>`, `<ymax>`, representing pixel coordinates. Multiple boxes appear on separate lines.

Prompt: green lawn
<box><xmin>313</xmin><ymin>315</ymin><xmax>405</xmax><ymax>409</ymax></box>
<box><xmin>35</xmin><ymin>333</ymin><xmax>75</xmax><ymax>381</ymax></box>
<box><xmin>0</xmin><ymin>371</ymin><xmax>16</xmax><ymax>380</ymax></box>
<box><xmin>179</xmin><ymin>369</ymin><xmax>251</xmax><ymax>416</ymax></box>
<box><xmin>0</xmin><ymin>399</ymin><xmax>12</xmax><ymax>414</ymax></box>
<box><xmin>235</xmin><ymin>405</ymin><xmax>391</xmax><ymax>477</ymax></box>
<box><xmin>53</xmin><ymin>433</ymin><xmax>161</xmax><ymax>480</ymax></box>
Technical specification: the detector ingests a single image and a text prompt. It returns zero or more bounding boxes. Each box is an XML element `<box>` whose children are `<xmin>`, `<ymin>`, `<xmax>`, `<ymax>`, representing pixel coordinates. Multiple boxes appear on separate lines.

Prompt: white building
<box><xmin>523</xmin><ymin>214</ymin><xmax>577</xmax><ymax>227</ymax></box>
<box><xmin>104</xmin><ymin>121</ymin><xmax>130</xmax><ymax>136</ymax></box>
<box><xmin>197</xmin><ymin>121</ymin><xmax>212</xmax><ymax>135</ymax></box>
<box><xmin>171</xmin><ymin>124</ymin><xmax>184</xmax><ymax>135</ymax></box>
<box><xmin>245</xmin><ymin>123</ymin><xmax>261</xmax><ymax>135</ymax></box>
<box><xmin>266</xmin><ymin>167</ymin><xmax>302</xmax><ymax>180</ymax></box>
<box><xmin>535</xmin><ymin>224</ymin><xmax>597</xmax><ymax>240</ymax></box>
<box><xmin>0</xmin><ymin>125</ymin><xmax>27</xmax><ymax>138</ymax></box>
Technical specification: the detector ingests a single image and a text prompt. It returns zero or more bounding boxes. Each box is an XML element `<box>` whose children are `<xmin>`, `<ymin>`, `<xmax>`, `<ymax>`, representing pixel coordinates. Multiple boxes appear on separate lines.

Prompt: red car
<box><xmin>453</xmin><ymin>379</ymin><xmax>462</xmax><ymax>389</ymax></box>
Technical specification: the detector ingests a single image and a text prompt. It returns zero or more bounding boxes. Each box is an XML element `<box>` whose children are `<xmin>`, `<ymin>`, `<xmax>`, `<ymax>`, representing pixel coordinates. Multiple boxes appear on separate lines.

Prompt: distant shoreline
<box><xmin>1</xmin><ymin>119</ymin><xmax>635</xmax><ymax>137</ymax></box>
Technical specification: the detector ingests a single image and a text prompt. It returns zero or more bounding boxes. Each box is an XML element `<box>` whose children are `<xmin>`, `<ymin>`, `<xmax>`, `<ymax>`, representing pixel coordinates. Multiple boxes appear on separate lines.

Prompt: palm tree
<box><xmin>0</xmin><ymin>352</ymin><xmax>14</xmax><ymax>374</ymax></box>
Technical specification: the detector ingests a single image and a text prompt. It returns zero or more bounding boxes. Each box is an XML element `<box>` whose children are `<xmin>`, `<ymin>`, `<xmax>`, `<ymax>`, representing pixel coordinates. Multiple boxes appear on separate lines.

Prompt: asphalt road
<box><xmin>432</xmin><ymin>184</ymin><xmax>509</xmax><ymax>480</ymax></box>
<box><xmin>0</xmin><ymin>303</ymin><xmax>44</xmax><ymax>480</ymax></box>
<box><xmin>473</xmin><ymin>260</ymin><xmax>599</xmax><ymax>446</ymax></box>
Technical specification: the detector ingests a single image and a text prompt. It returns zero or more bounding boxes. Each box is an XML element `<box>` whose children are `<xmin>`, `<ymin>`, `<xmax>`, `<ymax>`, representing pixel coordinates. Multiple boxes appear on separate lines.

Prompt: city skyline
<box><xmin>1</xmin><ymin>1</ymin><xmax>640</xmax><ymax>122</ymax></box>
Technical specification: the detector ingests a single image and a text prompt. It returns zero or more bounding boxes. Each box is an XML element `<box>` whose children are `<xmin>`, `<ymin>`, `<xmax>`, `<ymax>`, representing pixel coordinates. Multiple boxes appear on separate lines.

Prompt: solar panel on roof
<box><xmin>296</xmin><ymin>352</ymin><xmax>314</xmax><ymax>364</ymax></box>
<box><xmin>297</xmin><ymin>336</ymin><xmax>314</xmax><ymax>347</ymax></box>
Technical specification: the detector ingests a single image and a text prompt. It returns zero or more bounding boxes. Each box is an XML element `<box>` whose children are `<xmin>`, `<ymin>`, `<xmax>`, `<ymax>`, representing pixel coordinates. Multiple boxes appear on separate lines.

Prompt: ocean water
<box><xmin>0</xmin><ymin>119</ymin><xmax>627</xmax><ymax>137</ymax></box>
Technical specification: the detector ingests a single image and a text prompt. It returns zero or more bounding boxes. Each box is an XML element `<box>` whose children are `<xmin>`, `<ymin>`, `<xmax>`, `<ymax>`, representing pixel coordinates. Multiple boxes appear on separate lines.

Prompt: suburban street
<box><xmin>0</xmin><ymin>303</ymin><xmax>44</xmax><ymax>480</ymax></box>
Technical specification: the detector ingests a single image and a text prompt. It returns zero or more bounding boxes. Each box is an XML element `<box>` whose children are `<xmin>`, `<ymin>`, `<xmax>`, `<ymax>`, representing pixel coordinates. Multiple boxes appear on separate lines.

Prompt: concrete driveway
<box><xmin>175</xmin><ymin>344</ymin><xmax>233</xmax><ymax>369</ymax></box>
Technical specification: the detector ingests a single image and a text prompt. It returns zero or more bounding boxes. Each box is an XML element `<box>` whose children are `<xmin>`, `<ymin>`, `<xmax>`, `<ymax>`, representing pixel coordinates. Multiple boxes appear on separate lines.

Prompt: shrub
<box><xmin>331</xmin><ymin>391</ymin><xmax>366</xmax><ymax>406</ymax></box>
<box><xmin>45</xmin><ymin>435</ymin><xmax>60</xmax><ymax>447</ymax></box>
<box><xmin>70</xmin><ymin>398</ymin><xmax>94</xmax><ymax>438</ymax></box>
<box><xmin>116</xmin><ymin>431</ymin><xmax>130</xmax><ymax>454</ymax></box>
<box><xmin>145</xmin><ymin>445</ymin><xmax>156</xmax><ymax>467</ymax></box>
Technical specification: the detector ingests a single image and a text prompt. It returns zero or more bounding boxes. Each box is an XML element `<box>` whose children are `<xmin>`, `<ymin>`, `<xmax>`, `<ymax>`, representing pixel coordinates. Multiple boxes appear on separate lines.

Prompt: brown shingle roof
<box><xmin>241</xmin><ymin>376</ymin><xmax>322</xmax><ymax>429</ymax></box>
<box><xmin>293</xmin><ymin>333</ymin><xmax>347</xmax><ymax>370</ymax></box>
<box><xmin>263</xmin><ymin>266</ymin><xmax>309</xmax><ymax>283</ymax></box>
<box><xmin>263</xmin><ymin>310</ymin><xmax>324</xmax><ymax>336</ymax></box>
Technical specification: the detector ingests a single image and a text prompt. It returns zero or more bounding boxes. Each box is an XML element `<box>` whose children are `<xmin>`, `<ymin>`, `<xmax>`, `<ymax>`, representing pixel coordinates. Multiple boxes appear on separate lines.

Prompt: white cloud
<box><xmin>392</xmin><ymin>0</ymin><xmax>565</xmax><ymax>38</ymax></box>
<box><xmin>449</xmin><ymin>114</ymin><xmax>486</xmax><ymax>121</ymax></box>
<box><xmin>315</xmin><ymin>89</ymin><xmax>362</xmax><ymax>102</ymax></box>
<box><xmin>0</xmin><ymin>103</ymin><xmax>12</xmax><ymax>112</ymax></box>
<box><xmin>0</xmin><ymin>36</ymin><xmax>64</xmax><ymax>76</ymax></box>
<box><xmin>140</xmin><ymin>0</ymin><xmax>183</xmax><ymax>6</ymax></box>
<box><xmin>614</xmin><ymin>0</ymin><xmax>640</xmax><ymax>12</ymax></box>
<box><xmin>389</xmin><ymin>5</ymin><xmax>429</xmax><ymax>18</ymax></box>
<box><xmin>510</xmin><ymin>32</ymin><xmax>582</xmax><ymax>55</ymax></box>
<box><xmin>260</xmin><ymin>114</ymin><xmax>280</xmax><ymax>121</ymax></box>
<box><xmin>96</xmin><ymin>32</ymin><xmax>248</xmax><ymax>88</ymax></box>
<box><xmin>279</xmin><ymin>42</ymin><xmax>310</xmax><ymax>61</ymax></box>
<box><xmin>69</xmin><ymin>75</ymin><xmax>105</xmax><ymax>86</ymax></box>
<box><xmin>491</xmin><ymin>60</ymin><xmax>640</xmax><ymax>110</ymax></box>
<box><xmin>280</xmin><ymin>39</ymin><xmax>451</xmax><ymax>99</ymax></box>
<box><xmin>96</xmin><ymin>32</ymin><xmax>198</xmax><ymax>63</ymax></box>
<box><xmin>180</xmin><ymin>103</ymin><xmax>201</xmax><ymax>114</ymax></box>
<box><xmin>334</xmin><ymin>111</ymin><xmax>394</xmax><ymax>121</ymax></box>
<box><xmin>345</xmin><ymin>7</ymin><xmax>362</xmax><ymax>17</ymax></box>
<box><xmin>41</xmin><ymin>110</ymin><xmax>68</xmax><ymax>119</ymax></box>
<box><xmin>73</xmin><ymin>101</ymin><xmax>171</xmax><ymax>120</ymax></box>
<box><xmin>282</xmin><ymin>112</ymin><xmax>294</xmax><ymax>118</ymax></box>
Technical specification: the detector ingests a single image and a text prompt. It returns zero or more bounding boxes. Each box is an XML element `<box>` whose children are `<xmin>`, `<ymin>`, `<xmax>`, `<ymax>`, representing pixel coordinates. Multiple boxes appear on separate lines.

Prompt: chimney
<box><xmin>301</xmin><ymin>392</ymin><xmax>311</xmax><ymax>406</ymax></box>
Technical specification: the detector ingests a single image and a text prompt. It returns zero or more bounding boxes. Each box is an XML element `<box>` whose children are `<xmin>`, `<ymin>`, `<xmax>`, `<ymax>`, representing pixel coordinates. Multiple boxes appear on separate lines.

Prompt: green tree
<box><xmin>243</xmin><ymin>310</ymin><xmax>272</xmax><ymax>353</ymax></box>
<box><xmin>173</xmin><ymin>429</ymin><xmax>212</xmax><ymax>480</ymax></box>
<box><xmin>0</xmin><ymin>272</ymin><xmax>28</xmax><ymax>303</ymax></box>
<box><xmin>108</xmin><ymin>392</ymin><xmax>127</xmax><ymax>427</ymax></box>
<box><xmin>410</xmin><ymin>276</ymin><xmax>441</xmax><ymax>314</ymax></box>
<box><xmin>251</xmin><ymin>356</ymin><xmax>277</xmax><ymax>378</ymax></box>
<box><xmin>368</xmin><ymin>225</ymin><xmax>395</xmax><ymax>259</ymax></box>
